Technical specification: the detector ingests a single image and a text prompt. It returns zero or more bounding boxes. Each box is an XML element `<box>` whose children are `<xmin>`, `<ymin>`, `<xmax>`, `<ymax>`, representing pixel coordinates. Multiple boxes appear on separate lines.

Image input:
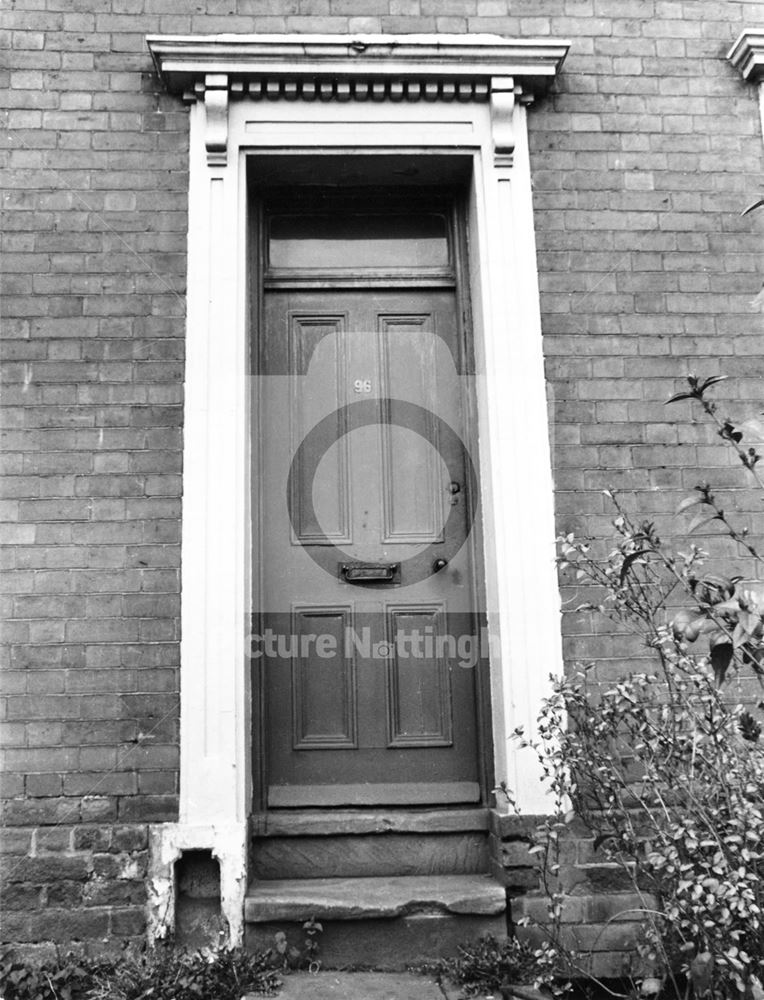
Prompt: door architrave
<box><xmin>146</xmin><ymin>33</ymin><xmax>569</xmax><ymax>947</ymax></box>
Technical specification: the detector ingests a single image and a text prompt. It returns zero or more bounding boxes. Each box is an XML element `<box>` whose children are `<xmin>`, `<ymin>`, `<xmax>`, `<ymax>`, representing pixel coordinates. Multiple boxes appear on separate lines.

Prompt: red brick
<box><xmin>0</xmin><ymin>912</ymin><xmax>33</xmax><ymax>942</ymax></box>
<box><xmin>2</xmin><ymin>883</ymin><xmax>45</xmax><ymax>910</ymax></box>
<box><xmin>0</xmin><ymin>855</ymin><xmax>88</xmax><ymax>883</ymax></box>
<box><xmin>110</xmin><ymin>906</ymin><xmax>146</xmax><ymax>936</ymax></box>
<box><xmin>110</xmin><ymin>825</ymin><xmax>147</xmax><ymax>852</ymax></box>
<box><xmin>73</xmin><ymin>825</ymin><xmax>112</xmax><ymax>851</ymax></box>
<box><xmin>84</xmin><ymin>879</ymin><xmax>144</xmax><ymax>905</ymax></box>
<box><xmin>80</xmin><ymin>796</ymin><xmax>118</xmax><ymax>822</ymax></box>
<box><xmin>117</xmin><ymin>794</ymin><xmax>178</xmax><ymax>823</ymax></box>
<box><xmin>26</xmin><ymin>774</ymin><xmax>64</xmax><ymax>798</ymax></box>
<box><xmin>46</xmin><ymin>881</ymin><xmax>85</xmax><ymax>906</ymax></box>
<box><xmin>0</xmin><ymin>774</ymin><xmax>25</xmax><ymax>797</ymax></box>
<box><xmin>29</xmin><ymin>907</ymin><xmax>110</xmax><ymax>942</ymax></box>
<box><xmin>63</xmin><ymin>772</ymin><xmax>137</xmax><ymax>796</ymax></box>
<box><xmin>137</xmin><ymin>771</ymin><xmax>177</xmax><ymax>794</ymax></box>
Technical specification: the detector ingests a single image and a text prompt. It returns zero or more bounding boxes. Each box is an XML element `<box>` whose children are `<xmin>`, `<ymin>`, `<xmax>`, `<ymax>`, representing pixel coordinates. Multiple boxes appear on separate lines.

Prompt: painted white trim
<box><xmin>148</xmin><ymin>822</ymin><xmax>248</xmax><ymax>946</ymax></box>
<box><xmin>148</xmin><ymin>33</ymin><xmax>569</xmax><ymax>167</ymax></box>
<box><xmin>155</xmin><ymin>33</ymin><xmax>568</xmax><ymax>940</ymax></box>
<box><xmin>728</xmin><ymin>29</ymin><xmax>764</xmax><ymax>83</ymax></box>
<box><xmin>179</xmin><ymin>104</ymin><xmax>248</xmax><ymax>835</ymax></box>
<box><xmin>728</xmin><ymin>31</ymin><xmax>764</xmax><ymax>141</ymax></box>
<box><xmin>148</xmin><ymin>33</ymin><xmax>569</xmax><ymax>92</ymax></box>
<box><xmin>474</xmin><ymin>102</ymin><xmax>564</xmax><ymax>811</ymax></box>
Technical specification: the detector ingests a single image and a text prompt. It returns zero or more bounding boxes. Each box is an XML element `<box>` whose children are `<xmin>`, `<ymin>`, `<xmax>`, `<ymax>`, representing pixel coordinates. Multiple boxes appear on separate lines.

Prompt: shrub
<box><xmin>517</xmin><ymin>376</ymin><xmax>764</xmax><ymax>999</ymax></box>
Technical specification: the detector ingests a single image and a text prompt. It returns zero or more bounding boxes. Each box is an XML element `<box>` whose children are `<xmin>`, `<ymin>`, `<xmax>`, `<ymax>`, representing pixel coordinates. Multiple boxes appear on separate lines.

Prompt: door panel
<box><xmin>259</xmin><ymin>289</ymin><xmax>481</xmax><ymax>807</ymax></box>
<box><xmin>386</xmin><ymin>604</ymin><xmax>453</xmax><ymax>747</ymax></box>
<box><xmin>289</xmin><ymin>314</ymin><xmax>351</xmax><ymax>545</ymax></box>
<box><xmin>291</xmin><ymin>606</ymin><xmax>356</xmax><ymax>750</ymax></box>
<box><xmin>378</xmin><ymin>315</ymin><xmax>446</xmax><ymax>543</ymax></box>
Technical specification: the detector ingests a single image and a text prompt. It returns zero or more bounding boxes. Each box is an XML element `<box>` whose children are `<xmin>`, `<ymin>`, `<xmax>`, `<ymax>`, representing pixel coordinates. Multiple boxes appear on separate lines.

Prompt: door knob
<box><xmin>433</xmin><ymin>558</ymin><xmax>448</xmax><ymax>573</ymax></box>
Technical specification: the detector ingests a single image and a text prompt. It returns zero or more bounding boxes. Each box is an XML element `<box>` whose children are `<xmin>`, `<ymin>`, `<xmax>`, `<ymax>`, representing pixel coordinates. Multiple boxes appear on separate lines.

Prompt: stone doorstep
<box><xmin>250</xmin><ymin>808</ymin><xmax>491</xmax><ymax>837</ymax></box>
<box><xmin>244</xmin><ymin>874</ymin><xmax>507</xmax><ymax>923</ymax></box>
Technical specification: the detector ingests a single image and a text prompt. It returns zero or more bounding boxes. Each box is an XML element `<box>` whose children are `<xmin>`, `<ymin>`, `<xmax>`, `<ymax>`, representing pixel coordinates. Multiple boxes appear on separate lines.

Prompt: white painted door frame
<box><xmin>146</xmin><ymin>34</ymin><xmax>569</xmax><ymax>945</ymax></box>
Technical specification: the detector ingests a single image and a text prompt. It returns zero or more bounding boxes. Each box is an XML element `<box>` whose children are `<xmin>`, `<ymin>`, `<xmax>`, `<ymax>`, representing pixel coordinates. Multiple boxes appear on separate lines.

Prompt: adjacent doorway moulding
<box><xmin>728</xmin><ymin>30</ymin><xmax>764</xmax><ymax>136</ymax></box>
<box><xmin>145</xmin><ymin>32</ymin><xmax>569</xmax><ymax>945</ymax></box>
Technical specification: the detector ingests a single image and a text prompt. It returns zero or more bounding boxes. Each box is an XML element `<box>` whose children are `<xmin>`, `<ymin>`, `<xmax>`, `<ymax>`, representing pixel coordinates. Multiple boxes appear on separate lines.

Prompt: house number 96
<box><xmin>353</xmin><ymin>379</ymin><xmax>372</xmax><ymax>394</ymax></box>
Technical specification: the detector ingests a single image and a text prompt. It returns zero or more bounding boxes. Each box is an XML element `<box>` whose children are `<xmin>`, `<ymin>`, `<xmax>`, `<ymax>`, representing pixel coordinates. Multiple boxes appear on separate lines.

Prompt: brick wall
<box><xmin>2</xmin><ymin>0</ymin><xmax>764</xmax><ymax>954</ymax></box>
<box><xmin>531</xmin><ymin>2</ymin><xmax>764</xmax><ymax>695</ymax></box>
<box><xmin>494</xmin><ymin>814</ymin><xmax>652</xmax><ymax>979</ymax></box>
<box><xmin>1</xmin><ymin>823</ymin><xmax>148</xmax><ymax>961</ymax></box>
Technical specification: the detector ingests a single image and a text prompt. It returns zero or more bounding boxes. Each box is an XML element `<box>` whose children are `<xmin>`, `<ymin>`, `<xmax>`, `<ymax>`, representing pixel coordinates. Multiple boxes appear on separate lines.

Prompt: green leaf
<box><xmin>699</xmin><ymin>375</ymin><xmax>728</xmax><ymax>393</ymax></box>
<box><xmin>676</xmin><ymin>494</ymin><xmax>707</xmax><ymax>515</ymax></box>
<box><xmin>742</xmin><ymin>197</ymin><xmax>764</xmax><ymax>216</ymax></box>
<box><xmin>687</xmin><ymin>512</ymin><xmax>721</xmax><ymax>534</ymax></box>
<box><xmin>640</xmin><ymin>978</ymin><xmax>664</xmax><ymax>996</ymax></box>
<box><xmin>732</xmin><ymin>622</ymin><xmax>750</xmax><ymax>649</ymax></box>
<box><xmin>750</xmin><ymin>977</ymin><xmax>764</xmax><ymax>1000</ymax></box>
<box><xmin>714</xmin><ymin>598</ymin><xmax>741</xmax><ymax>613</ymax></box>
<box><xmin>665</xmin><ymin>391</ymin><xmax>695</xmax><ymax>404</ymax></box>
<box><xmin>619</xmin><ymin>549</ymin><xmax>649</xmax><ymax>584</ymax></box>
<box><xmin>710</xmin><ymin>642</ymin><xmax>733</xmax><ymax>684</ymax></box>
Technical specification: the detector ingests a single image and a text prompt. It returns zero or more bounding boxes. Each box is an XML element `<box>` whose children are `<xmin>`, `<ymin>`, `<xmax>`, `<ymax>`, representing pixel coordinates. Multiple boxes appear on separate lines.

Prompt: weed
<box><xmin>0</xmin><ymin>944</ymin><xmax>281</xmax><ymax>1000</ymax></box>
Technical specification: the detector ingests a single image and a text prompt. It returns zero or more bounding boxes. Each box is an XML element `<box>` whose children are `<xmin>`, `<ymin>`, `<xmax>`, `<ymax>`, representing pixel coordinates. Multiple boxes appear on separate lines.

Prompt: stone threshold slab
<box><xmin>251</xmin><ymin>808</ymin><xmax>490</xmax><ymax>837</ymax></box>
<box><xmin>245</xmin><ymin>874</ymin><xmax>506</xmax><ymax>923</ymax></box>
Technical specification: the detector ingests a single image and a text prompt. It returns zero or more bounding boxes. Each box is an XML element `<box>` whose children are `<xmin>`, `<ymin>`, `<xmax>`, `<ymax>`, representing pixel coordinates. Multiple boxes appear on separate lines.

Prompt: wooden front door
<box><xmin>255</xmin><ymin>198</ymin><xmax>484</xmax><ymax>808</ymax></box>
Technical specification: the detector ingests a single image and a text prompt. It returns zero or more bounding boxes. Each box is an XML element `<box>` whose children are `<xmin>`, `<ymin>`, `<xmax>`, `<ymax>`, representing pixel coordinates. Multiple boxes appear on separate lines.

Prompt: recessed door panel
<box><xmin>386</xmin><ymin>604</ymin><xmax>453</xmax><ymax>748</ymax></box>
<box><xmin>291</xmin><ymin>606</ymin><xmax>357</xmax><ymax>750</ymax></box>
<box><xmin>289</xmin><ymin>315</ymin><xmax>352</xmax><ymax>545</ymax></box>
<box><xmin>378</xmin><ymin>315</ymin><xmax>446</xmax><ymax>544</ymax></box>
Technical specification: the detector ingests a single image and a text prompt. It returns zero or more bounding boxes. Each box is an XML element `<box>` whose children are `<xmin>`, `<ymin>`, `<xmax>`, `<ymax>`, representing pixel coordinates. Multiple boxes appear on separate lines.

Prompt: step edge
<box><xmin>250</xmin><ymin>808</ymin><xmax>490</xmax><ymax>837</ymax></box>
<box><xmin>244</xmin><ymin>875</ymin><xmax>507</xmax><ymax>923</ymax></box>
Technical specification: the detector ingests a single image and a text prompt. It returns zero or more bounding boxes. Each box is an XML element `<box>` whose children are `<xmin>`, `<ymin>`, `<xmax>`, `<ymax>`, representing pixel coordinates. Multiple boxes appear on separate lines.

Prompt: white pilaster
<box><xmin>474</xmin><ymin>95</ymin><xmax>564</xmax><ymax>813</ymax></box>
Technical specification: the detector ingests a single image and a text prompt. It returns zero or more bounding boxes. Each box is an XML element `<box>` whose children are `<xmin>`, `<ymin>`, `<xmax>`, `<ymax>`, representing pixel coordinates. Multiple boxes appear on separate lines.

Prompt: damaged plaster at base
<box><xmin>148</xmin><ymin>822</ymin><xmax>248</xmax><ymax>946</ymax></box>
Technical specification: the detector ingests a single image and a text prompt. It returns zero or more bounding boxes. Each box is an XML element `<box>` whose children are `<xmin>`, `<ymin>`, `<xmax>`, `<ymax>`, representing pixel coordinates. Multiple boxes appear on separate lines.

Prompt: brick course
<box><xmin>2</xmin><ymin>0</ymin><xmax>764</xmax><ymax>956</ymax></box>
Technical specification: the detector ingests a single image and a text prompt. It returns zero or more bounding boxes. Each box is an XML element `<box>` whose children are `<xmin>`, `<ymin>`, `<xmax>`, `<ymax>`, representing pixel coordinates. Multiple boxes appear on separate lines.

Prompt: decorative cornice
<box><xmin>728</xmin><ymin>30</ymin><xmax>764</xmax><ymax>83</ymax></box>
<box><xmin>147</xmin><ymin>33</ymin><xmax>570</xmax><ymax>168</ymax></box>
<box><xmin>147</xmin><ymin>33</ymin><xmax>569</xmax><ymax>95</ymax></box>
